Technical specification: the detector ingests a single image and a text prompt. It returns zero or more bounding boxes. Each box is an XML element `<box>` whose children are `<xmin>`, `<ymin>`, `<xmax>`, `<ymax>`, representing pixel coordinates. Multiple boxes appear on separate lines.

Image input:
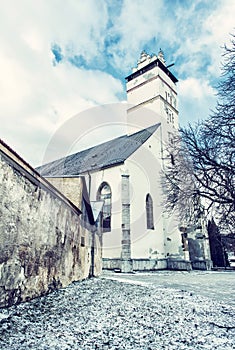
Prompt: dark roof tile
<box><xmin>37</xmin><ymin>123</ymin><xmax>160</xmax><ymax>176</ymax></box>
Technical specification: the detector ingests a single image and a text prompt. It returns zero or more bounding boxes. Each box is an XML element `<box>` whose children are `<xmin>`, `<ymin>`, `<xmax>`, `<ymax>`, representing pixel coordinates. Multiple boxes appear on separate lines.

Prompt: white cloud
<box><xmin>204</xmin><ymin>0</ymin><xmax>235</xmax><ymax>76</ymax></box>
<box><xmin>106</xmin><ymin>0</ymin><xmax>164</xmax><ymax>70</ymax></box>
<box><xmin>178</xmin><ymin>77</ymin><xmax>217</xmax><ymax>125</ymax></box>
<box><xmin>172</xmin><ymin>0</ymin><xmax>235</xmax><ymax>78</ymax></box>
<box><xmin>0</xmin><ymin>0</ymin><xmax>123</xmax><ymax>166</ymax></box>
<box><xmin>0</xmin><ymin>0</ymin><xmax>234</xmax><ymax>167</ymax></box>
<box><xmin>178</xmin><ymin>78</ymin><xmax>216</xmax><ymax>100</ymax></box>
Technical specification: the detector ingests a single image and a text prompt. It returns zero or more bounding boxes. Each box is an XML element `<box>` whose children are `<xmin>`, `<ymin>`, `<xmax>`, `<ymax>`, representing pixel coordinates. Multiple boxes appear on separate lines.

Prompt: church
<box><xmin>38</xmin><ymin>50</ymin><xmax>211</xmax><ymax>272</ymax></box>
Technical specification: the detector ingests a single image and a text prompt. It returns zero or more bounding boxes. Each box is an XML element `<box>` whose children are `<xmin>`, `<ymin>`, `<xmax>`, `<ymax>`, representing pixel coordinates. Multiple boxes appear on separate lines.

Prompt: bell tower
<box><xmin>125</xmin><ymin>50</ymin><xmax>178</xmax><ymax>137</ymax></box>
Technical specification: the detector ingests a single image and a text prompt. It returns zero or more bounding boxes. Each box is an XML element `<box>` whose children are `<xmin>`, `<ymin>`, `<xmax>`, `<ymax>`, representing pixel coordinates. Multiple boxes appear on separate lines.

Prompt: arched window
<box><xmin>146</xmin><ymin>194</ymin><xmax>154</xmax><ymax>230</ymax></box>
<box><xmin>97</xmin><ymin>182</ymin><xmax>112</xmax><ymax>232</ymax></box>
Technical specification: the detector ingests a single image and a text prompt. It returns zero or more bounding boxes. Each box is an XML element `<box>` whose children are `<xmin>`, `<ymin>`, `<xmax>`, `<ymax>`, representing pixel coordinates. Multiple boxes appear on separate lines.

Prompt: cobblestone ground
<box><xmin>0</xmin><ymin>272</ymin><xmax>234</xmax><ymax>350</ymax></box>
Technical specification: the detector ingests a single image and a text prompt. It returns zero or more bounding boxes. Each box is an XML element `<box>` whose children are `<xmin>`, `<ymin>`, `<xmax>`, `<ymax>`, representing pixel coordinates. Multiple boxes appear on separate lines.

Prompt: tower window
<box><xmin>97</xmin><ymin>182</ymin><xmax>112</xmax><ymax>232</ymax></box>
<box><xmin>167</xmin><ymin>110</ymin><xmax>174</xmax><ymax>124</ymax></box>
<box><xmin>146</xmin><ymin>194</ymin><xmax>154</xmax><ymax>230</ymax></box>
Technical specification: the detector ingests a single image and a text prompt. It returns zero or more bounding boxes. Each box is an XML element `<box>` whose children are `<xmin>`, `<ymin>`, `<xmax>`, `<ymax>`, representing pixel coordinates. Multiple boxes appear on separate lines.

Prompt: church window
<box><xmin>146</xmin><ymin>194</ymin><xmax>154</xmax><ymax>230</ymax></box>
<box><xmin>97</xmin><ymin>182</ymin><xmax>112</xmax><ymax>232</ymax></box>
<box><xmin>167</xmin><ymin>110</ymin><xmax>174</xmax><ymax>125</ymax></box>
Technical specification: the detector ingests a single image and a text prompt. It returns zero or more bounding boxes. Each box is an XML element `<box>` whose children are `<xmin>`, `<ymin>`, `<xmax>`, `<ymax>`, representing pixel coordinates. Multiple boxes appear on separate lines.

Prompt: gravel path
<box><xmin>0</xmin><ymin>276</ymin><xmax>234</xmax><ymax>349</ymax></box>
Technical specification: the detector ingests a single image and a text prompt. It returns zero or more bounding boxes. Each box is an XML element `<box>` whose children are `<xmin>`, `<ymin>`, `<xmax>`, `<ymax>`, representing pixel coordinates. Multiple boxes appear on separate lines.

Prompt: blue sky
<box><xmin>0</xmin><ymin>0</ymin><xmax>234</xmax><ymax>166</ymax></box>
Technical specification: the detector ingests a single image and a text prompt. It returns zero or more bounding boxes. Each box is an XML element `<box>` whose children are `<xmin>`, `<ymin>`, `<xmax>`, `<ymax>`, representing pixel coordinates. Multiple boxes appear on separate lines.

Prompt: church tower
<box><xmin>125</xmin><ymin>50</ymin><xmax>178</xmax><ymax>137</ymax></box>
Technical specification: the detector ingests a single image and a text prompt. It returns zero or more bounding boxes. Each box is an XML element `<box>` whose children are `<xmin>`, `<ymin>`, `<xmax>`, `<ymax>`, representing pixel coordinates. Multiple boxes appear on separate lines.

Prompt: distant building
<box><xmin>39</xmin><ymin>50</ymin><xmax>211</xmax><ymax>272</ymax></box>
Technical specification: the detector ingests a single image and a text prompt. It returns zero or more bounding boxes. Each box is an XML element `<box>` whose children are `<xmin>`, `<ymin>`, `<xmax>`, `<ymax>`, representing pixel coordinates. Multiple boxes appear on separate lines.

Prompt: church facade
<box><xmin>39</xmin><ymin>50</ymin><xmax>211</xmax><ymax>272</ymax></box>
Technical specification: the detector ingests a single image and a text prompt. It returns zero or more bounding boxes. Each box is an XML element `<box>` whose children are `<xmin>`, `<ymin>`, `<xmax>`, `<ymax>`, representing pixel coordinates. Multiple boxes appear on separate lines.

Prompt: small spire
<box><xmin>157</xmin><ymin>48</ymin><xmax>165</xmax><ymax>65</ymax></box>
<box><xmin>138</xmin><ymin>50</ymin><xmax>150</xmax><ymax>64</ymax></box>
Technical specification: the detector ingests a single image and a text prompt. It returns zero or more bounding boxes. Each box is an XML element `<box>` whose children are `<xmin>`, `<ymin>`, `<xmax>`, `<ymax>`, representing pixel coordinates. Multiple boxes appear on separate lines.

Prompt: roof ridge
<box><xmin>53</xmin><ymin>122</ymin><xmax>160</xmax><ymax>161</ymax></box>
<box><xmin>38</xmin><ymin>123</ymin><xmax>161</xmax><ymax>176</ymax></box>
<box><xmin>127</xmin><ymin>122</ymin><xmax>161</xmax><ymax>139</ymax></box>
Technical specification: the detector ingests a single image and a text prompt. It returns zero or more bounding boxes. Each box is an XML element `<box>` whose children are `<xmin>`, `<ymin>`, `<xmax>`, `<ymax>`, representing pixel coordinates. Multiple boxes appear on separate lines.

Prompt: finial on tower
<box><xmin>157</xmin><ymin>48</ymin><xmax>166</xmax><ymax>65</ymax></box>
<box><xmin>138</xmin><ymin>50</ymin><xmax>150</xmax><ymax>64</ymax></box>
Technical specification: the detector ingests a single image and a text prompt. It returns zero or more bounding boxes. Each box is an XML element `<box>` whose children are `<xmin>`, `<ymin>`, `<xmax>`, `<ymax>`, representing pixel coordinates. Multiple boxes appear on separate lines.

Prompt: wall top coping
<box><xmin>0</xmin><ymin>139</ymin><xmax>82</xmax><ymax>215</ymax></box>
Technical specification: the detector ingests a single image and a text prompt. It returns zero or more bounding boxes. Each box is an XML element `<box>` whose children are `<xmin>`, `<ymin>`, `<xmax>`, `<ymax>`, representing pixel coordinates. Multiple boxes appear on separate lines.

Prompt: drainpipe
<box><xmin>88</xmin><ymin>171</ymin><xmax>94</xmax><ymax>276</ymax></box>
<box><xmin>82</xmin><ymin>175</ymin><xmax>95</xmax><ymax>277</ymax></box>
<box><xmin>90</xmin><ymin>224</ymin><xmax>96</xmax><ymax>277</ymax></box>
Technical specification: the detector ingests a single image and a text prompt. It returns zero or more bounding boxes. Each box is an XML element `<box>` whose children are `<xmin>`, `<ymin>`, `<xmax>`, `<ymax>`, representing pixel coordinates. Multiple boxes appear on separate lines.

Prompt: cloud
<box><xmin>178</xmin><ymin>77</ymin><xmax>217</xmax><ymax>125</ymax></box>
<box><xmin>0</xmin><ymin>0</ymin><xmax>234</xmax><ymax>167</ymax></box>
<box><xmin>105</xmin><ymin>0</ymin><xmax>164</xmax><ymax>71</ymax></box>
<box><xmin>204</xmin><ymin>0</ymin><xmax>235</xmax><ymax>76</ymax></box>
<box><xmin>0</xmin><ymin>0</ymin><xmax>123</xmax><ymax>166</ymax></box>
<box><xmin>178</xmin><ymin>78</ymin><xmax>216</xmax><ymax>100</ymax></box>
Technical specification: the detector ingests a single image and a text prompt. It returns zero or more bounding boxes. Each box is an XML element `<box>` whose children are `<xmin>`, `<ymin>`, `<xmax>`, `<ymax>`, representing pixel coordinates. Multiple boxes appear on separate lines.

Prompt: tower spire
<box><xmin>157</xmin><ymin>48</ymin><xmax>166</xmax><ymax>65</ymax></box>
<box><xmin>138</xmin><ymin>50</ymin><xmax>150</xmax><ymax>64</ymax></box>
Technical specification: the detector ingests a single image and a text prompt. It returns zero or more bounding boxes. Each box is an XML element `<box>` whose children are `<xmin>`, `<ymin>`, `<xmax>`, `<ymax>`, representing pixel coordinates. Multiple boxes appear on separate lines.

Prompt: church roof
<box><xmin>37</xmin><ymin>123</ymin><xmax>160</xmax><ymax>176</ymax></box>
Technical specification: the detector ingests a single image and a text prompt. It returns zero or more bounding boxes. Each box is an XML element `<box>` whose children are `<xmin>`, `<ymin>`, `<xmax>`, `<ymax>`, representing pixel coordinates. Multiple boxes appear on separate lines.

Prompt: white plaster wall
<box><xmin>84</xmin><ymin>167</ymin><xmax>123</xmax><ymax>259</ymax></box>
<box><xmin>127</xmin><ymin>95</ymin><xmax>178</xmax><ymax>135</ymax></box>
<box><xmin>126</xmin><ymin>128</ymin><xmax>183</xmax><ymax>260</ymax></box>
<box><xmin>127</xmin><ymin>64</ymin><xmax>178</xmax><ymax>136</ymax></box>
<box><xmin>127</xmin><ymin>100</ymin><xmax>163</xmax><ymax>135</ymax></box>
<box><xmin>126</xmin><ymin>128</ymin><xmax>165</xmax><ymax>259</ymax></box>
<box><xmin>163</xmin><ymin>210</ymin><xmax>184</xmax><ymax>259</ymax></box>
<box><xmin>127</xmin><ymin>76</ymin><xmax>159</xmax><ymax>106</ymax></box>
<box><xmin>81</xmin><ymin>126</ymin><xmax>184</xmax><ymax>262</ymax></box>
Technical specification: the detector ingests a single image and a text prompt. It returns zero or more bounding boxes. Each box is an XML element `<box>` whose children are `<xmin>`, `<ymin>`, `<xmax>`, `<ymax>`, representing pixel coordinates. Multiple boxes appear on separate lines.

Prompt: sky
<box><xmin>0</xmin><ymin>0</ymin><xmax>235</xmax><ymax>166</ymax></box>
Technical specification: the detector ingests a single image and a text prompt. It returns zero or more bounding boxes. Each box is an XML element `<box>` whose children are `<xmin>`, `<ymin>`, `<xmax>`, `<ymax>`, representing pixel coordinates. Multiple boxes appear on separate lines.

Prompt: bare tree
<box><xmin>162</xmin><ymin>34</ymin><xmax>235</xmax><ymax>233</ymax></box>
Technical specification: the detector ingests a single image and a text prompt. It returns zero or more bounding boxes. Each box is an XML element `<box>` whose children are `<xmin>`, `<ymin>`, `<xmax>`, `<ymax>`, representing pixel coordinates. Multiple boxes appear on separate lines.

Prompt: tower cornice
<box><xmin>126</xmin><ymin>73</ymin><xmax>178</xmax><ymax>96</ymax></box>
<box><xmin>125</xmin><ymin>57</ymin><xmax>178</xmax><ymax>84</ymax></box>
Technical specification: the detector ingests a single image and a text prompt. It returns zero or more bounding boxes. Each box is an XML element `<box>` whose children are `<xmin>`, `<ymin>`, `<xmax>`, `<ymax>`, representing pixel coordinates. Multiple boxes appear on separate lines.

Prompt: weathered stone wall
<box><xmin>45</xmin><ymin>177</ymin><xmax>83</xmax><ymax>208</ymax></box>
<box><xmin>0</xmin><ymin>141</ymin><xmax>101</xmax><ymax>308</ymax></box>
<box><xmin>45</xmin><ymin>176</ymin><xmax>103</xmax><ymax>278</ymax></box>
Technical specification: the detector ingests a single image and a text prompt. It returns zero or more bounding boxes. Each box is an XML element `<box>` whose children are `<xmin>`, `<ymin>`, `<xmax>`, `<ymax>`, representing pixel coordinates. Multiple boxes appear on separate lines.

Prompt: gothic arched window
<box><xmin>97</xmin><ymin>182</ymin><xmax>112</xmax><ymax>232</ymax></box>
<box><xmin>146</xmin><ymin>194</ymin><xmax>154</xmax><ymax>230</ymax></box>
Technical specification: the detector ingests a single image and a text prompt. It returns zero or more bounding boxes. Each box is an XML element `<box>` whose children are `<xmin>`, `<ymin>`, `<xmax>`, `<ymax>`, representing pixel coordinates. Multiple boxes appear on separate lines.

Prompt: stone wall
<box><xmin>167</xmin><ymin>258</ymin><xmax>192</xmax><ymax>271</ymax></box>
<box><xmin>103</xmin><ymin>258</ymin><xmax>167</xmax><ymax>271</ymax></box>
<box><xmin>0</xmin><ymin>141</ymin><xmax>101</xmax><ymax>308</ymax></box>
<box><xmin>45</xmin><ymin>177</ymin><xmax>83</xmax><ymax>208</ymax></box>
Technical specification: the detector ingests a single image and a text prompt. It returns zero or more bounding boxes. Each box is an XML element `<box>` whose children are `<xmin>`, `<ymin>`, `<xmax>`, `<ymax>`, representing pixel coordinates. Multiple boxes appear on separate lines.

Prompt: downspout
<box><xmin>89</xmin><ymin>171</ymin><xmax>96</xmax><ymax>277</ymax></box>
<box><xmin>88</xmin><ymin>171</ymin><xmax>96</xmax><ymax>277</ymax></box>
<box><xmin>90</xmin><ymin>224</ymin><xmax>96</xmax><ymax>277</ymax></box>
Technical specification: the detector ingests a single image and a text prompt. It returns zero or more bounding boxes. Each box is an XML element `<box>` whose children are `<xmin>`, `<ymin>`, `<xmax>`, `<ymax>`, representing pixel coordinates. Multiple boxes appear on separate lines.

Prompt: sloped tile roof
<box><xmin>37</xmin><ymin>123</ymin><xmax>160</xmax><ymax>176</ymax></box>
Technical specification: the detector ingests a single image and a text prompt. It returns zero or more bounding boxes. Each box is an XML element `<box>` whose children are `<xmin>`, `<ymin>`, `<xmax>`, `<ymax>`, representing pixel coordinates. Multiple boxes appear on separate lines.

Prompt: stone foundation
<box><xmin>103</xmin><ymin>258</ymin><xmax>167</xmax><ymax>272</ymax></box>
<box><xmin>167</xmin><ymin>258</ymin><xmax>192</xmax><ymax>271</ymax></box>
<box><xmin>103</xmin><ymin>257</ymin><xmax>213</xmax><ymax>272</ymax></box>
<box><xmin>191</xmin><ymin>259</ymin><xmax>213</xmax><ymax>270</ymax></box>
